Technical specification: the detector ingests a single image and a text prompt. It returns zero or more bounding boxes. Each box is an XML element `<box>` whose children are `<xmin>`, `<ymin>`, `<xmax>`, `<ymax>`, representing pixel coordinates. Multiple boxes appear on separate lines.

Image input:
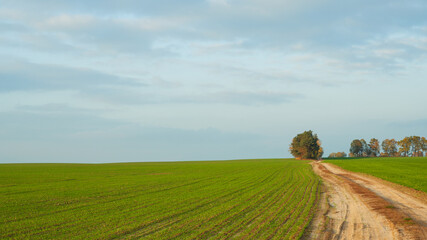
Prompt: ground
<box><xmin>306</xmin><ymin>161</ymin><xmax>427</xmax><ymax>240</ymax></box>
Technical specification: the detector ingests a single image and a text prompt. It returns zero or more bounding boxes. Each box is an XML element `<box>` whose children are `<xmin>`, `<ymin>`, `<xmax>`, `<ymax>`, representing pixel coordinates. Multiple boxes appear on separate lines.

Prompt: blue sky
<box><xmin>1</xmin><ymin>0</ymin><xmax>426</xmax><ymax>163</ymax></box>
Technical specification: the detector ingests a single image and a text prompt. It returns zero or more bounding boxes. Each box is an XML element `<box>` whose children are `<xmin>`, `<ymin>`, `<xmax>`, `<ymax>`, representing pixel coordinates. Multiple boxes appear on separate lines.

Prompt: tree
<box><xmin>360</xmin><ymin>139</ymin><xmax>371</xmax><ymax>157</ymax></box>
<box><xmin>289</xmin><ymin>130</ymin><xmax>322</xmax><ymax>160</ymax></box>
<box><xmin>411</xmin><ymin>136</ymin><xmax>423</xmax><ymax>157</ymax></box>
<box><xmin>369</xmin><ymin>138</ymin><xmax>380</xmax><ymax>157</ymax></box>
<box><xmin>422</xmin><ymin>137</ymin><xmax>427</xmax><ymax>156</ymax></box>
<box><xmin>328</xmin><ymin>152</ymin><xmax>347</xmax><ymax>158</ymax></box>
<box><xmin>318</xmin><ymin>140</ymin><xmax>324</xmax><ymax>159</ymax></box>
<box><xmin>350</xmin><ymin>139</ymin><xmax>363</xmax><ymax>157</ymax></box>
<box><xmin>397</xmin><ymin>136</ymin><xmax>424</xmax><ymax>157</ymax></box>
<box><xmin>337</xmin><ymin>152</ymin><xmax>347</xmax><ymax>158</ymax></box>
<box><xmin>398</xmin><ymin>137</ymin><xmax>411</xmax><ymax>157</ymax></box>
<box><xmin>382</xmin><ymin>139</ymin><xmax>398</xmax><ymax>157</ymax></box>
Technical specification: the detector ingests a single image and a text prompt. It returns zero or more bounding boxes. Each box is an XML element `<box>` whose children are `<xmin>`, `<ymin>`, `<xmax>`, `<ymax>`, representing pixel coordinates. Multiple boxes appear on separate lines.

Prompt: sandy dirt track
<box><xmin>305</xmin><ymin>161</ymin><xmax>427</xmax><ymax>240</ymax></box>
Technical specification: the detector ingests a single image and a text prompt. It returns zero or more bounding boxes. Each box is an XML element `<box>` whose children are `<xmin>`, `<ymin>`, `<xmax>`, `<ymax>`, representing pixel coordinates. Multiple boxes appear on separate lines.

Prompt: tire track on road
<box><xmin>308</xmin><ymin>161</ymin><xmax>426</xmax><ymax>240</ymax></box>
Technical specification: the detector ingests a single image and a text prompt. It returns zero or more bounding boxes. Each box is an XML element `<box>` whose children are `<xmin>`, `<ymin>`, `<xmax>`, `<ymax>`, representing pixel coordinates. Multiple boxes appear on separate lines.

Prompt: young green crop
<box><xmin>0</xmin><ymin>159</ymin><xmax>320</xmax><ymax>239</ymax></box>
<box><xmin>323</xmin><ymin>157</ymin><xmax>427</xmax><ymax>192</ymax></box>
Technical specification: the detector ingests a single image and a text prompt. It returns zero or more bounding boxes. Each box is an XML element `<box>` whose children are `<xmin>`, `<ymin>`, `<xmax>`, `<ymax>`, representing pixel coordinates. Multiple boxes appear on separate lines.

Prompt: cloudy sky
<box><xmin>1</xmin><ymin>0</ymin><xmax>426</xmax><ymax>163</ymax></box>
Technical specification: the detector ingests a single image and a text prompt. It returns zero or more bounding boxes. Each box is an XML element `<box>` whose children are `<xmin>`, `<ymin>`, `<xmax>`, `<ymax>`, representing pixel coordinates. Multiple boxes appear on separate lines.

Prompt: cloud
<box><xmin>0</xmin><ymin>110</ymin><xmax>116</xmax><ymax>141</ymax></box>
<box><xmin>2</xmin><ymin>0</ymin><xmax>426</xmax><ymax>61</ymax></box>
<box><xmin>15</xmin><ymin>103</ymin><xmax>102</xmax><ymax>115</ymax></box>
<box><xmin>388</xmin><ymin>119</ymin><xmax>427</xmax><ymax>135</ymax></box>
<box><xmin>0</xmin><ymin>21</ymin><xmax>28</xmax><ymax>32</ymax></box>
<box><xmin>39</xmin><ymin>13</ymin><xmax>191</xmax><ymax>34</ymax></box>
<box><xmin>43</xmin><ymin>14</ymin><xmax>96</xmax><ymax>30</ymax></box>
<box><xmin>0</xmin><ymin>110</ymin><xmax>285</xmax><ymax>162</ymax></box>
<box><xmin>0</xmin><ymin>0</ymin><xmax>426</xmax><ymax>163</ymax></box>
<box><xmin>207</xmin><ymin>0</ymin><xmax>229</xmax><ymax>7</ymax></box>
<box><xmin>0</xmin><ymin>0</ymin><xmax>205</xmax><ymax>16</ymax></box>
<box><xmin>113</xmin><ymin>15</ymin><xmax>190</xmax><ymax>31</ymax></box>
<box><xmin>0</xmin><ymin>59</ymin><xmax>301</xmax><ymax>112</ymax></box>
<box><xmin>0</xmin><ymin>10</ymin><xmax>193</xmax><ymax>56</ymax></box>
<box><xmin>0</xmin><ymin>60</ymin><xmax>142</xmax><ymax>92</ymax></box>
<box><xmin>174</xmin><ymin>91</ymin><xmax>302</xmax><ymax>105</ymax></box>
<box><xmin>82</xmin><ymin>89</ymin><xmax>302</xmax><ymax>106</ymax></box>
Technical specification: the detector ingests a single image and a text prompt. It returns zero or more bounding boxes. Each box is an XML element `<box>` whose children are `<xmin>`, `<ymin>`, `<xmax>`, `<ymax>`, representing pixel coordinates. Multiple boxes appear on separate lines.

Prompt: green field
<box><xmin>0</xmin><ymin>159</ymin><xmax>320</xmax><ymax>239</ymax></box>
<box><xmin>324</xmin><ymin>157</ymin><xmax>427</xmax><ymax>192</ymax></box>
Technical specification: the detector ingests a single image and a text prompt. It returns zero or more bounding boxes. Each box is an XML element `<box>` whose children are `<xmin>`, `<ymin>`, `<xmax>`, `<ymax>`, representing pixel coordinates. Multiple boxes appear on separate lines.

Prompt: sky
<box><xmin>0</xmin><ymin>0</ymin><xmax>426</xmax><ymax>163</ymax></box>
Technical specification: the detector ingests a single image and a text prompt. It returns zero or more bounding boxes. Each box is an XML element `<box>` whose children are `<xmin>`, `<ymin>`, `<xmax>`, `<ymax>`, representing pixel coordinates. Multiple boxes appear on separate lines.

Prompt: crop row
<box><xmin>0</xmin><ymin>159</ymin><xmax>320</xmax><ymax>239</ymax></box>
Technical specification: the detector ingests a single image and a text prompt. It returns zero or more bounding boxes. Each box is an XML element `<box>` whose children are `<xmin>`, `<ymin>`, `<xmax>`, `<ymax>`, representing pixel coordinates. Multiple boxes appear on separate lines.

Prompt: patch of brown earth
<box><xmin>324</xmin><ymin>163</ymin><xmax>427</xmax><ymax>236</ymax></box>
<box><xmin>305</xmin><ymin>161</ymin><xmax>427</xmax><ymax>240</ymax></box>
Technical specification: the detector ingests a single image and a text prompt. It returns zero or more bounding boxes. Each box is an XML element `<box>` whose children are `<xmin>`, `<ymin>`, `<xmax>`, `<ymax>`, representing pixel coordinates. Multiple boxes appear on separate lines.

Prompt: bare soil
<box><xmin>304</xmin><ymin>161</ymin><xmax>427</xmax><ymax>240</ymax></box>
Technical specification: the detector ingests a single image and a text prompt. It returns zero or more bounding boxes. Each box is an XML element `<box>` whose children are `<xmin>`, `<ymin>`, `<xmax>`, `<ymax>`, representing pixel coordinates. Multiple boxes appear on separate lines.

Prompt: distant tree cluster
<box><xmin>289</xmin><ymin>130</ymin><xmax>323</xmax><ymax>160</ymax></box>
<box><xmin>349</xmin><ymin>136</ymin><xmax>427</xmax><ymax>157</ymax></box>
<box><xmin>349</xmin><ymin>138</ymin><xmax>380</xmax><ymax>157</ymax></box>
<box><xmin>385</xmin><ymin>136</ymin><xmax>427</xmax><ymax>157</ymax></box>
<box><xmin>328</xmin><ymin>152</ymin><xmax>347</xmax><ymax>158</ymax></box>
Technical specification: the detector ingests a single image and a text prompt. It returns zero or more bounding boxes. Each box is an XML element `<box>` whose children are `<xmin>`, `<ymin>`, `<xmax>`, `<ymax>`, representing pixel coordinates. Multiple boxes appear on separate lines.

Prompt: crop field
<box><xmin>0</xmin><ymin>159</ymin><xmax>320</xmax><ymax>239</ymax></box>
<box><xmin>324</xmin><ymin>157</ymin><xmax>427</xmax><ymax>192</ymax></box>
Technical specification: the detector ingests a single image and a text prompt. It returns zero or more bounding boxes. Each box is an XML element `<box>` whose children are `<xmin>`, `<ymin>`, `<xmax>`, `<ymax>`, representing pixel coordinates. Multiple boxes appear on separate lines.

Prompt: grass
<box><xmin>323</xmin><ymin>157</ymin><xmax>427</xmax><ymax>192</ymax></box>
<box><xmin>0</xmin><ymin>159</ymin><xmax>320</xmax><ymax>239</ymax></box>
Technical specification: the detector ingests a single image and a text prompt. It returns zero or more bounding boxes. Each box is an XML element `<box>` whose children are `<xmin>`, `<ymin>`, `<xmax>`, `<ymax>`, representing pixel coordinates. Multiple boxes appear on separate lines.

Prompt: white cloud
<box><xmin>212</xmin><ymin>0</ymin><xmax>329</xmax><ymax>16</ymax></box>
<box><xmin>0</xmin><ymin>8</ymin><xmax>26</xmax><ymax>21</ymax></box>
<box><xmin>373</xmin><ymin>48</ymin><xmax>405</xmax><ymax>58</ymax></box>
<box><xmin>43</xmin><ymin>14</ymin><xmax>96</xmax><ymax>30</ymax></box>
<box><xmin>395</xmin><ymin>35</ymin><xmax>427</xmax><ymax>51</ymax></box>
<box><xmin>0</xmin><ymin>0</ymin><xmax>427</xmax><ymax>162</ymax></box>
<box><xmin>113</xmin><ymin>15</ymin><xmax>190</xmax><ymax>31</ymax></box>
<box><xmin>0</xmin><ymin>90</ymin><xmax>79</xmax><ymax>112</ymax></box>
<box><xmin>207</xmin><ymin>0</ymin><xmax>229</xmax><ymax>7</ymax></box>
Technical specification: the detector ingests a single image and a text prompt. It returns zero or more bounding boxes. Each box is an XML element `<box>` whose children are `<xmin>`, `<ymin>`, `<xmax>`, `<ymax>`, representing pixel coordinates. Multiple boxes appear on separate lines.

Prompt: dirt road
<box><xmin>306</xmin><ymin>161</ymin><xmax>427</xmax><ymax>240</ymax></box>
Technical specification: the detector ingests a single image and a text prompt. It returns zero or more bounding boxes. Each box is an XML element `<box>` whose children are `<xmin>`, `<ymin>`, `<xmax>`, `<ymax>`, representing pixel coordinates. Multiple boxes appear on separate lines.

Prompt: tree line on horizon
<box><xmin>329</xmin><ymin>136</ymin><xmax>427</xmax><ymax>158</ymax></box>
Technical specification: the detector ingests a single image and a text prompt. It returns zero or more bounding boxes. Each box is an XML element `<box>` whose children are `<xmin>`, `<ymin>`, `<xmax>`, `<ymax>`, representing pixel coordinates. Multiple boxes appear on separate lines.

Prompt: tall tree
<box><xmin>360</xmin><ymin>139</ymin><xmax>372</xmax><ymax>157</ymax></box>
<box><xmin>411</xmin><ymin>136</ymin><xmax>423</xmax><ymax>157</ymax></box>
<box><xmin>422</xmin><ymin>137</ymin><xmax>427</xmax><ymax>156</ymax></box>
<box><xmin>382</xmin><ymin>139</ymin><xmax>398</xmax><ymax>157</ymax></box>
<box><xmin>289</xmin><ymin>130</ymin><xmax>322</xmax><ymax>160</ymax></box>
<box><xmin>350</xmin><ymin>139</ymin><xmax>363</xmax><ymax>157</ymax></box>
<box><xmin>398</xmin><ymin>137</ymin><xmax>411</xmax><ymax>157</ymax></box>
<box><xmin>318</xmin><ymin>139</ymin><xmax>324</xmax><ymax>159</ymax></box>
<box><xmin>369</xmin><ymin>138</ymin><xmax>380</xmax><ymax>157</ymax></box>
